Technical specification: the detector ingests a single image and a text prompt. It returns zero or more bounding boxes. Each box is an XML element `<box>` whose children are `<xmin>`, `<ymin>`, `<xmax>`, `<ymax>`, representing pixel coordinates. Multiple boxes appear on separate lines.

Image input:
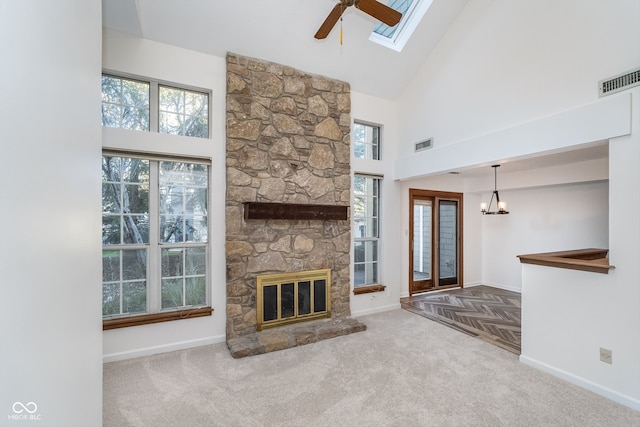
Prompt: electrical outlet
<box><xmin>600</xmin><ymin>347</ymin><xmax>612</xmax><ymax>364</ymax></box>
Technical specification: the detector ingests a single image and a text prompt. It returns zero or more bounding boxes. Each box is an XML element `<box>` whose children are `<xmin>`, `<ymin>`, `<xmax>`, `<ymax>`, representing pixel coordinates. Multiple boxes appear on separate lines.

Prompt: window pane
<box><xmin>122</xmin><ymin>281</ymin><xmax>146</xmax><ymax>314</ymax></box>
<box><xmin>353</xmin><ymin>123</ymin><xmax>380</xmax><ymax>160</ymax></box>
<box><xmin>354</xmin><ymin>174</ymin><xmax>381</xmax><ymax>287</ymax></box>
<box><xmin>122</xmin><ymin>249</ymin><xmax>147</xmax><ymax>281</ymax></box>
<box><xmin>101</xmin><ymin>76</ymin><xmax>121</xmax><ymax>103</ymax></box>
<box><xmin>122</xmin><ymin>215</ymin><xmax>149</xmax><ymax>244</ymax></box>
<box><xmin>161</xmin><ymin>278</ymin><xmax>183</xmax><ymax>310</ymax></box>
<box><xmin>101</xmin><ymin>103</ymin><xmax>121</xmax><ymax>128</ymax></box>
<box><xmin>159</xmin><ymin>86</ymin><xmax>208</xmax><ymax>138</ymax></box>
<box><xmin>102</xmin><ymin>250</ymin><xmax>120</xmax><ymax>282</ymax></box>
<box><xmin>122</xmin><ymin>79</ymin><xmax>149</xmax><ymax>105</ymax></box>
<box><xmin>124</xmin><ymin>184</ymin><xmax>149</xmax><ymax>214</ymax></box>
<box><xmin>102</xmin><ymin>249</ymin><xmax>147</xmax><ymax>317</ymax></box>
<box><xmin>160</xmin><ymin>215</ymin><xmax>208</xmax><ymax>243</ymax></box>
<box><xmin>159</xmin><ymin>86</ymin><xmax>183</xmax><ymax>113</ymax></box>
<box><xmin>185</xmin><ymin>247</ymin><xmax>206</xmax><ymax>276</ymax></box>
<box><xmin>185</xmin><ymin>277</ymin><xmax>206</xmax><ymax>306</ymax></box>
<box><xmin>101</xmin><ymin>75</ymin><xmax>149</xmax><ymax>131</ymax></box>
<box><xmin>102</xmin><ymin>283</ymin><xmax>120</xmax><ymax>316</ymax></box>
<box><xmin>102</xmin><ymin>156</ymin><xmax>120</xmax><ymax>181</ymax></box>
<box><xmin>439</xmin><ymin>201</ymin><xmax>458</xmax><ymax>280</ymax></box>
<box><xmin>102</xmin><ymin>156</ymin><xmax>150</xmax><ymax>245</ymax></box>
<box><xmin>160</xmin><ymin>162</ymin><xmax>208</xmax><ymax>243</ymax></box>
<box><xmin>161</xmin><ymin>246</ymin><xmax>206</xmax><ymax>309</ymax></box>
<box><xmin>353</xmin><ymin>176</ymin><xmax>380</xmax><ymax>239</ymax></box>
<box><xmin>121</xmin><ymin>157</ymin><xmax>149</xmax><ymax>183</ymax></box>
<box><xmin>185</xmin><ymin>90</ymin><xmax>206</xmax><ymax>115</ymax></box>
<box><xmin>354</xmin><ymin>241</ymin><xmax>379</xmax><ymax>287</ymax></box>
<box><xmin>121</xmin><ymin>106</ymin><xmax>149</xmax><ymax>132</ymax></box>
<box><xmin>102</xmin><ymin>216</ymin><xmax>121</xmax><ymax>245</ymax></box>
<box><xmin>102</xmin><ymin>183</ymin><xmax>119</xmax><ymax>214</ymax></box>
<box><xmin>159</xmin><ymin>112</ymin><xmax>183</xmax><ymax>135</ymax></box>
<box><xmin>162</xmin><ymin>248</ymin><xmax>183</xmax><ymax>278</ymax></box>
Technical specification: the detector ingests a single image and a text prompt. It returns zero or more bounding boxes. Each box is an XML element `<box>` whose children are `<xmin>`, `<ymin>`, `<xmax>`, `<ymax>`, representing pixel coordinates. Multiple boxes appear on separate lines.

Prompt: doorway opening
<box><xmin>409</xmin><ymin>189</ymin><xmax>463</xmax><ymax>296</ymax></box>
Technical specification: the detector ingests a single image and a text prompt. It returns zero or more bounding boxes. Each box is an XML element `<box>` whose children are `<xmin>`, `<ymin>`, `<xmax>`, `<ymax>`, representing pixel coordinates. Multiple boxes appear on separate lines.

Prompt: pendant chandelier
<box><xmin>481</xmin><ymin>165</ymin><xmax>509</xmax><ymax>215</ymax></box>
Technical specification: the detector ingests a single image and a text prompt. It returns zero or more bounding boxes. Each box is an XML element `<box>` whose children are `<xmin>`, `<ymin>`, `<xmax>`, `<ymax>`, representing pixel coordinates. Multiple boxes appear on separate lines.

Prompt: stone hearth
<box><xmin>225</xmin><ymin>53</ymin><xmax>365</xmax><ymax>356</ymax></box>
<box><xmin>227</xmin><ymin>317</ymin><xmax>366</xmax><ymax>358</ymax></box>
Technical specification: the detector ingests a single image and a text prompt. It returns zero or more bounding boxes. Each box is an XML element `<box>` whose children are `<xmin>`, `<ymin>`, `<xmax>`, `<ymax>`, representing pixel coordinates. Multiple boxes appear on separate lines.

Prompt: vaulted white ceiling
<box><xmin>102</xmin><ymin>0</ymin><xmax>469</xmax><ymax>100</ymax></box>
<box><xmin>101</xmin><ymin>0</ymin><xmax>610</xmax><ymax>178</ymax></box>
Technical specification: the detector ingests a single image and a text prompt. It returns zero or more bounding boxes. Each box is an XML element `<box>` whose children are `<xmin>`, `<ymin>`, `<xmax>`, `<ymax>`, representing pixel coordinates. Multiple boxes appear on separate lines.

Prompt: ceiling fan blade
<box><xmin>356</xmin><ymin>0</ymin><xmax>402</xmax><ymax>27</ymax></box>
<box><xmin>314</xmin><ymin>4</ymin><xmax>346</xmax><ymax>40</ymax></box>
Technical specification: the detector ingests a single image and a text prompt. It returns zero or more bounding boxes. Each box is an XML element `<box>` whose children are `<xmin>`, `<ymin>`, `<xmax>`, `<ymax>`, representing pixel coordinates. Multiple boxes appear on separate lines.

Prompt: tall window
<box><xmin>102</xmin><ymin>153</ymin><xmax>209</xmax><ymax>319</ymax></box>
<box><xmin>353</xmin><ymin>175</ymin><xmax>381</xmax><ymax>288</ymax></box>
<box><xmin>353</xmin><ymin>122</ymin><xmax>380</xmax><ymax>160</ymax></box>
<box><xmin>101</xmin><ymin>74</ymin><xmax>209</xmax><ymax>139</ymax></box>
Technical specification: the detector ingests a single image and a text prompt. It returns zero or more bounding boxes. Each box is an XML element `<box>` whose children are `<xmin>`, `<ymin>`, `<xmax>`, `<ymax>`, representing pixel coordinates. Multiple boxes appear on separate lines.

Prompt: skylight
<box><xmin>370</xmin><ymin>0</ymin><xmax>433</xmax><ymax>52</ymax></box>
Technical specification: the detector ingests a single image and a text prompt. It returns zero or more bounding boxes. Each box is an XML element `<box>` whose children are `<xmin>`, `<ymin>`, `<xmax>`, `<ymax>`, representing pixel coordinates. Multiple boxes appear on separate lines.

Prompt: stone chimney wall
<box><xmin>225</xmin><ymin>53</ymin><xmax>352</xmax><ymax>339</ymax></box>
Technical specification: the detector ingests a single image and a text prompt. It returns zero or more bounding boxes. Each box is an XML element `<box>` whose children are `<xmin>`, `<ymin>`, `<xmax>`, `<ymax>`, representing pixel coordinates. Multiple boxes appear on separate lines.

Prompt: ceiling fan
<box><xmin>314</xmin><ymin>0</ymin><xmax>402</xmax><ymax>40</ymax></box>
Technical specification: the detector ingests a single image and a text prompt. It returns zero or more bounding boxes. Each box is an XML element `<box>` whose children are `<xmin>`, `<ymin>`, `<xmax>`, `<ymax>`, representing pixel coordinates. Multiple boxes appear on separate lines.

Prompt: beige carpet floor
<box><xmin>103</xmin><ymin>309</ymin><xmax>639</xmax><ymax>427</ymax></box>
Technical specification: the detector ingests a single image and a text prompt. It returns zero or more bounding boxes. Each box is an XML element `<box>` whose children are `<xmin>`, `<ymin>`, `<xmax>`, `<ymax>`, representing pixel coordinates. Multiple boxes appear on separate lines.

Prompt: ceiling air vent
<box><xmin>415</xmin><ymin>138</ymin><xmax>433</xmax><ymax>152</ymax></box>
<box><xmin>599</xmin><ymin>68</ymin><xmax>640</xmax><ymax>97</ymax></box>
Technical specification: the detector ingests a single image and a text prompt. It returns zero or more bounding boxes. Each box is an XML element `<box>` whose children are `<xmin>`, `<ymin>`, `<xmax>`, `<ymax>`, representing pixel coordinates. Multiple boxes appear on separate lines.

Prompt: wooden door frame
<box><xmin>409</xmin><ymin>188</ymin><xmax>464</xmax><ymax>296</ymax></box>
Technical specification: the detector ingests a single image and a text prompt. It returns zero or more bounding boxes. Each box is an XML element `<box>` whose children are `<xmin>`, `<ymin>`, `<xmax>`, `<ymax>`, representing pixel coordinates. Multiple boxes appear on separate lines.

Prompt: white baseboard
<box><xmin>103</xmin><ymin>335</ymin><xmax>226</xmax><ymax>363</ymax></box>
<box><xmin>401</xmin><ymin>281</ymin><xmax>517</xmax><ymax>298</ymax></box>
<box><xmin>479</xmin><ymin>281</ymin><xmax>522</xmax><ymax>293</ymax></box>
<box><xmin>520</xmin><ymin>355</ymin><xmax>640</xmax><ymax>411</ymax></box>
<box><xmin>352</xmin><ymin>302</ymin><xmax>401</xmax><ymax>317</ymax></box>
<box><xmin>463</xmin><ymin>281</ymin><xmax>483</xmax><ymax>288</ymax></box>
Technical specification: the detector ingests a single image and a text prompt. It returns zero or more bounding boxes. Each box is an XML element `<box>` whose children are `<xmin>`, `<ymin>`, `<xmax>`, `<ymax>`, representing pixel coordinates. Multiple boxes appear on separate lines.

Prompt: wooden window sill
<box><xmin>103</xmin><ymin>306</ymin><xmax>213</xmax><ymax>330</ymax></box>
<box><xmin>353</xmin><ymin>285</ymin><xmax>386</xmax><ymax>295</ymax></box>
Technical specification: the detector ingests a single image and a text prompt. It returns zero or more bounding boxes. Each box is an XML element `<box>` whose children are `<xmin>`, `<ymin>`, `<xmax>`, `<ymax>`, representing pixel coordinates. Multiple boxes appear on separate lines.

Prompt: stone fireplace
<box><xmin>225</xmin><ymin>53</ymin><xmax>366</xmax><ymax>357</ymax></box>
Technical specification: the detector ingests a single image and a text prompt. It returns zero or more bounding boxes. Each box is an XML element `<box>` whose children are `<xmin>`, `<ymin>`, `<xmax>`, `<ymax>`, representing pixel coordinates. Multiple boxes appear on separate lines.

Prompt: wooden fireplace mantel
<box><xmin>244</xmin><ymin>202</ymin><xmax>348</xmax><ymax>221</ymax></box>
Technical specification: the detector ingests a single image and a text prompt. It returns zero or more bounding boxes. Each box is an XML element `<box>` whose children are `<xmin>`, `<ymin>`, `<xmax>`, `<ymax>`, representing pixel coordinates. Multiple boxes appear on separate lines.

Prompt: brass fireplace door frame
<box><xmin>256</xmin><ymin>269</ymin><xmax>331</xmax><ymax>331</ymax></box>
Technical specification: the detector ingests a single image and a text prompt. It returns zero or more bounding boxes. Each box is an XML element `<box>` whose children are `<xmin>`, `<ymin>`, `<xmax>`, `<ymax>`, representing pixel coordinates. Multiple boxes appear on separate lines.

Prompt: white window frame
<box><xmin>353</xmin><ymin>174</ymin><xmax>382</xmax><ymax>288</ymax></box>
<box><xmin>353</xmin><ymin>121</ymin><xmax>381</xmax><ymax>161</ymax></box>
<box><xmin>101</xmin><ymin>72</ymin><xmax>211</xmax><ymax>139</ymax></box>
<box><xmin>102</xmin><ymin>150</ymin><xmax>211</xmax><ymax>322</ymax></box>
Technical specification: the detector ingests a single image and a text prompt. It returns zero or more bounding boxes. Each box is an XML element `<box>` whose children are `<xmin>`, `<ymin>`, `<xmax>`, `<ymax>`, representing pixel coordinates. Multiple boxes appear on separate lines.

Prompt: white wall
<box><xmin>393</xmin><ymin>0</ymin><xmax>640</xmax><ymax>409</ymax></box>
<box><xmin>0</xmin><ymin>1</ymin><xmax>103</xmax><ymax>426</ymax></box>
<box><xmin>101</xmin><ymin>30</ymin><xmax>228</xmax><ymax>361</ymax></box>
<box><xmin>350</xmin><ymin>92</ymin><xmax>403</xmax><ymax>315</ymax></box>
<box><xmin>397</xmin><ymin>0</ymin><xmax>639</xmax><ymax>155</ymax></box>
<box><xmin>482</xmin><ymin>181</ymin><xmax>609</xmax><ymax>292</ymax></box>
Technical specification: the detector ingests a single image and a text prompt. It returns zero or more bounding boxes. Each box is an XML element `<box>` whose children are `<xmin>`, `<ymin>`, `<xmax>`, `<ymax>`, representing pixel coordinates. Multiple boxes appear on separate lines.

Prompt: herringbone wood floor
<box><xmin>400</xmin><ymin>285</ymin><xmax>521</xmax><ymax>354</ymax></box>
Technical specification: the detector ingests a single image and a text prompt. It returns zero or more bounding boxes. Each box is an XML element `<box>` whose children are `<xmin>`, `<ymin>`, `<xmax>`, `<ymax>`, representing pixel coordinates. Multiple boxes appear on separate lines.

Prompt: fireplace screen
<box><xmin>256</xmin><ymin>269</ymin><xmax>331</xmax><ymax>331</ymax></box>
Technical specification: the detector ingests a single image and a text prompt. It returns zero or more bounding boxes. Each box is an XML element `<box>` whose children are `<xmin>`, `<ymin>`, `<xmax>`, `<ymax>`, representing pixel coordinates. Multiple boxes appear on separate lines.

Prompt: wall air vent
<box><xmin>599</xmin><ymin>68</ymin><xmax>640</xmax><ymax>97</ymax></box>
<box><xmin>415</xmin><ymin>138</ymin><xmax>433</xmax><ymax>152</ymax></box>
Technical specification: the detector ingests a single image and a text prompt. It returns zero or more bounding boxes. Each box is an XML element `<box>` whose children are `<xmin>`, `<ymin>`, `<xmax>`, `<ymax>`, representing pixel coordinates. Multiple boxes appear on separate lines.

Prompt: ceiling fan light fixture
<box><xmin>314</xmin><ymin>0</ymin><xmax>402</xmax><ymax>40</ymax></box>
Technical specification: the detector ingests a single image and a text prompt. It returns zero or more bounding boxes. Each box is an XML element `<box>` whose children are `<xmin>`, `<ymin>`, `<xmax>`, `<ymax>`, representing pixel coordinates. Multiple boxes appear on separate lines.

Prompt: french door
<box><xmin>409</xmin><ymin>189</ymin><xmax>463</xmax><ymax>296</ymax></box>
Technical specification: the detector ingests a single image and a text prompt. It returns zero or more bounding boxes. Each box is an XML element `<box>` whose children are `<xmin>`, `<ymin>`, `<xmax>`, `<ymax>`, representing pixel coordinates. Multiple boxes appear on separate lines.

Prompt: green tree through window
<box><xmin>102</xmin><ymin>154</ymin><xmax>209</xmax><ymax>318</ymax></box>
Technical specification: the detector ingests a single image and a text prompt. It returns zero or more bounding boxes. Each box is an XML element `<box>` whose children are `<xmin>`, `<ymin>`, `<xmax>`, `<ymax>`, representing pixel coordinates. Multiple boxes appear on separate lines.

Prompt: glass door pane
<box><xmin>413</xmin><ymin>199</ymin><xmax>432</xmax><ymax>282</ymax></box>
<box><xmin>438</xmin><ymin>200</ymin><xmax>458</xmax><ymax>286</ymax></box>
